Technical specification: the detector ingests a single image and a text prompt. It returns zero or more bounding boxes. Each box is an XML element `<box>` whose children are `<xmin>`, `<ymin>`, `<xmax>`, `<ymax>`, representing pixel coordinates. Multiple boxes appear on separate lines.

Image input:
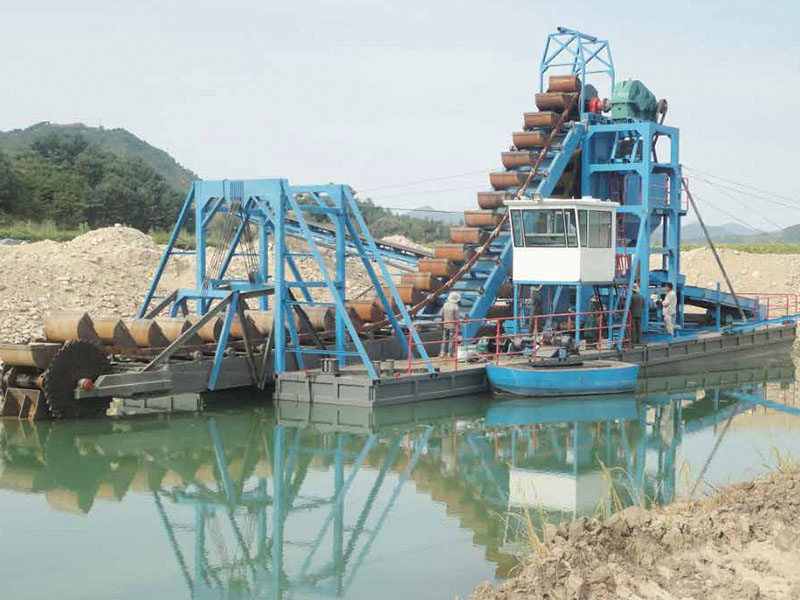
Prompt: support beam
<box><xmin>682</xmin><ymin>177</ymin><xmax>747</xmax><ymax>323</ymax></box>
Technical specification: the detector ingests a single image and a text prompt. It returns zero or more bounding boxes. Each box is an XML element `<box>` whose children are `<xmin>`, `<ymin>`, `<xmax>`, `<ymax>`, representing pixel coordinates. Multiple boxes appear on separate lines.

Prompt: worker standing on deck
<box><xmin>663</xmin><ymin>282</ymin><xmax>677</xmax><ymax>337</ymax></box>
<box><xmin>440</xmin><ymin>292</ymin><xmax>461</xmax><ymax>358</ymax></box>
<box><xmin>630</xmin><ymin>282</ymin><xmax>645</xmax><ymax>344</ymax></box>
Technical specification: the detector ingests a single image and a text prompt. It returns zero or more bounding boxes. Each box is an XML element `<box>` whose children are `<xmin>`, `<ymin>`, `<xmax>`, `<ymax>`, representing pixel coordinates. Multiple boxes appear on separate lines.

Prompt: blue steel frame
<box><xmin>504</xmin><ymin>28</ymin><xmax>686</xmax><ymax>347</ymax></box>
<box><xmin>540</xmin><ymin>27</ymin><xmax>614</xmax><ymax>120</ymax></box>
<box><xmin>139</xmin><ymin>178</ymin><xmax>432</xmax><ymax>386</ymax></box>
<box><xmin>499</xmin><ymin>27</ymin><xmax>619</xmax><ymax>343</ymax></box>
<box><xmin>582</xmin><ymin>121</ymin><xmax>683</xmax><ymax>342</ymax></box>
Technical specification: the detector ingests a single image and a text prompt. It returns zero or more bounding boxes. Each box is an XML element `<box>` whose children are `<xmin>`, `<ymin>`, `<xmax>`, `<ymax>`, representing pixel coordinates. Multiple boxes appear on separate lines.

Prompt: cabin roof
<box><xmin>504</xmin><ymin>197</ymin><xmax>619</xmax><ymax>210</ymax></box>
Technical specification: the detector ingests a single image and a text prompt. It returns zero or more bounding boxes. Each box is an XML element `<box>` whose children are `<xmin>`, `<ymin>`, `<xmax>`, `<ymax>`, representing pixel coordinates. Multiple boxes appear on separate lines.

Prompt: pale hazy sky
<box><xmin>1</xmin><ymin>0</ymin><xmax>798</xmax><ymax>230</ymax></box>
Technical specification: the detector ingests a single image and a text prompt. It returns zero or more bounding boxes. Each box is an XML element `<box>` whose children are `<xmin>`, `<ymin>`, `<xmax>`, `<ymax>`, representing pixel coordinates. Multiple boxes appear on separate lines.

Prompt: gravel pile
<box><xmin>381</xmin><ymin>234</ymin><xmax>432</xmax><ymax>254</ymax></box>
<box><xmin>0</xmin><ymin>226</ymin><xmax>373</xmax><ymax>344</ymax></box>
<box><xmin>472</xmin><ymin>468</ymin><xmax>800</xmax><ymax>599</ymax></box>
<box><xmin>675</xmin><ymin>246</ymin><xmax>800</xmax><ymax>294</ymax></box>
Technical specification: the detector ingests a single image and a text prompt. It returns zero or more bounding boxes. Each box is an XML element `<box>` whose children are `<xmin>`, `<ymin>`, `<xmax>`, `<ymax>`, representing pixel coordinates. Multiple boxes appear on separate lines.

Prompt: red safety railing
<box><xmin>738</xmin><ymin>292</ymin><xmax>799</xmax><ymax>321</ymax></box>
<box><xmin>406</xmin><ymin>309</ymin><xmax>631</xmax><ymax>373</ymax></box>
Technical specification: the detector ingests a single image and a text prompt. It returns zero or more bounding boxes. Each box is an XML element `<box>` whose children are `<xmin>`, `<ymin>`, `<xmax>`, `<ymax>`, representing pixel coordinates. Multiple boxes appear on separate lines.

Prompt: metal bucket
<box><xmin>548</xmin><ymin>74</ymin><xmax>581</xmax><ymax>93</ymax></box>
<box><xmin>512</xmin><ymin>130</ymin><xmax>549</xmax><ymax>150</ymax></box>
<box><xmin>464</xmin><ymin>210</ymin><xmax>504</xmax><ymax>228</ymax></box>
<box><xmin>450</xmin><ymin>227</ymin><xmax>487</xmax><ymax>244</ymax></box>
<box><xmin>43</xmin><ymin>311</ymin><xmax>100</xmax><ymax>344</ymax></box>
<box><xmin>418</xmin><ymin>259</ymin><xmax>457</xmax><ymax>278</ymax></box>
<box><xmin>92</xmin><ymin>316</ymin><xmax>137</xmax><ymax>348</ymax></box>
<box><xmin>125</xmin><ymin>319</ymin><xmax>170</xmax><ymax>348</ymax></box>
<box><xmin>489</xmin><ymin>171</ymin><xmax>527</xmax><ymax>189</ymax></box>
<box><xmin>0</xmin><ymin>343</ymin><xmax>61</xmax><ymax>368</ymax></box>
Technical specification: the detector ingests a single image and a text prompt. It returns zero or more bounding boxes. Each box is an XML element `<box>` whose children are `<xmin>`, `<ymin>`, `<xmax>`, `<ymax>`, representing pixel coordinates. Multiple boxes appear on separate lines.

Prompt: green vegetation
<box><xmin>0</xmin><ymin>218</ymin><xmax>89</xmax><ymax>242</ymax></box>
<box><xmin>682</xmin><ymin>242</ymin><xmax>800</xmax><ymax>254</ymax></box>
<box><xmin>0</xmin><ymin>123</ymin><xmax>452</xmax><ymax>245</ymax></box>
<box><xmin>0</xmin><ymin>122</ymin><xmax>196</xmax><ymax>192</ymax></box>
<box><xmin>350</xmin><ymin>198</ymin><xmax>451</xmax><ymax>244</ymax></box>
<box><xmin>0</xmin><ymin>131</ymin><xmax>183</xmax><ymax>232</ymax></box>
<box><xmin>301</xmin><ymin>195</ymin><xmax>451</xmax><ymax>244</ymax></box>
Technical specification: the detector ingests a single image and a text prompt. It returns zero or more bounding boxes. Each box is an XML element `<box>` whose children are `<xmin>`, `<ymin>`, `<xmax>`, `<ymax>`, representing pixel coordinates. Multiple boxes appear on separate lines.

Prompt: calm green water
<box><xmin>1</xmin><ymin>361</ymin><xmax>800</xmax><ymax>599</ymax></box>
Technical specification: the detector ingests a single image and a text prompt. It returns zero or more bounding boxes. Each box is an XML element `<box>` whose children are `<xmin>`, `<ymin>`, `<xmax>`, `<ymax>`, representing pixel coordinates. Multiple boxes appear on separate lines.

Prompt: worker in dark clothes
<box><xmin>630</xmin><ymin>282</ymin><xmax>645</xmax><ymax>344</ymax></box>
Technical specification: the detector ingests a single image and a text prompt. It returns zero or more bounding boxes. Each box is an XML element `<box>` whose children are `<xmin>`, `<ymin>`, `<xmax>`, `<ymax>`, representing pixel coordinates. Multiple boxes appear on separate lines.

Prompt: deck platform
<box><xmin>273</xmin><ymin>322</ymin><xmax>797</xmax><ymax>406</ymax></box>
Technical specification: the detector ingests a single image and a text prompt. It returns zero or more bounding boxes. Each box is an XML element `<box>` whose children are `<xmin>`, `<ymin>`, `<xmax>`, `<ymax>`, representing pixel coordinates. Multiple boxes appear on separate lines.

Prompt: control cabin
<box><xmin>507</xmin><ymin>198</ymin><xmax>618</xmax><ymax>284</ymax></box>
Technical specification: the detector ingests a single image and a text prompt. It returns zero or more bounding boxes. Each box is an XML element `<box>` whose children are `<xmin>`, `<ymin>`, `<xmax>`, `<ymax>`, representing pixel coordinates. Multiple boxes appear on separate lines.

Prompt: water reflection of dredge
<box><xmin>0</xmin><ymin>364</ymin><xmax>797</xmax><ymax>596</ymax></box>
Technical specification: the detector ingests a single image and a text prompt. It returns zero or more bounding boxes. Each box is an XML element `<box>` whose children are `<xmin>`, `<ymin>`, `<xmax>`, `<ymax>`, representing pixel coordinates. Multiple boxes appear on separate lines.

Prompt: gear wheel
<box><xmin>42</xmin><ymin>340</ymin><xmax>111</xmax><ymax>419</ymax></box>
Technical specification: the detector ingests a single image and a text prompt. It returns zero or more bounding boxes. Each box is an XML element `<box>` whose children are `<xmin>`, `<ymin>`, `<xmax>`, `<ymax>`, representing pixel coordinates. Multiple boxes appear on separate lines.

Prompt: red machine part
<box><xmin>587</xmin><ymin>97</ymin><xmax>607</xmax><ymax>114</ymax></box>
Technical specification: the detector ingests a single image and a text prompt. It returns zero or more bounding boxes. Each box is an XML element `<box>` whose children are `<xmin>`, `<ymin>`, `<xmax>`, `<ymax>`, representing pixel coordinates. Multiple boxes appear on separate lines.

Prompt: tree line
<box><xmin>0</xmin><ymin>130</ymin><xmax>453</xmax><ymax>244</ymax></box>
<box><xmin>0</xmin><ymin>131</ymin><xmax>182</xmax><ymax>230</ymax></box>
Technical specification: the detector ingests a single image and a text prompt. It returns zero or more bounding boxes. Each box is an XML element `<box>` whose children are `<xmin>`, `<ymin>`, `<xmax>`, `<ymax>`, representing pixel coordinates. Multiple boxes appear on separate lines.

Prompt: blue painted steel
<box><xmin>274</xmin><ymin>182</ymin><xmax>288</xmax><ymax>373</ymax></box>
<box><xmin>582</xmin><ymin>121</ymin><xmax>683</xmax><ymax>335</ymax></box>
<box><xmin>682</xmin><ymin>284</ymin><xmax>758</xmax><ymax>317</ymax></box>
<box><xmin>540</xmin><ymin>27</ymin><xmax>614</xmax><ymax>121</ymax></box>
<box><xmin>339</xmin><ymin>188</ymin><xmax>433</xmax><ymax>370</ymax></box>
<box><xmin>140</xmin><ymin>177</ymin><xmax>426</xmax><ymax>385</ymax></box>
<box><xmin>485</xmin><ymin>360</ymin><xmax>639</xmax><ymax>397</ymax></box>
<box><xmin>722</xmin><ymin>314</ymin><xmax>799</xmax><ymax>334</ymax></box>
<box><xmin>138</xmin><ymin>186</ymin><xmax>195</xmax><ymax>318</ymax></box>
<box><xmin>208</xmin><ymin>291</ymin><xmax>238</xmax><ymax>390</ymax></box>
<box><xmin>724</xmin><ymin>391</ymin><xmax>800</xmax><ymax>417</ymax></box>
<box><xmin>284</xmin><ymin>190</ymin><xmax>377</xmax><ymax>378</ymax></box>
<box><xmin>462</xmin><ymin>123</ymin><xmax>586</xmax><ymax>340</ymax></box>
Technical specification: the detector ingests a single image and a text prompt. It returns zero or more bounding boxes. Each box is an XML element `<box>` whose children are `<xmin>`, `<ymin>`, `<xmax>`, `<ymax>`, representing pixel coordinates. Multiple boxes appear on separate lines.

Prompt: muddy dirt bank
<box><xmin>471</xmin><ymin>467</ymin><xmax>800</xmax><ymax>600</ymax></box>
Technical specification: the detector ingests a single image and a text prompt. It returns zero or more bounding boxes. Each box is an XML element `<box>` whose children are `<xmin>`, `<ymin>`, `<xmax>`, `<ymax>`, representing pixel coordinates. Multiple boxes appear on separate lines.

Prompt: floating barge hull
<box><xmin>273</xmin><ymin>322</ymin><xmax>797</xmax><ymax>406</ymax></box>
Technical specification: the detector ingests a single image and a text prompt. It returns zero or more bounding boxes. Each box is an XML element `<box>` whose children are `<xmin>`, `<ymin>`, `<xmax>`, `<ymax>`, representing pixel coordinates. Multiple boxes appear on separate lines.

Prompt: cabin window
<box><xmin>510</xmin><ymin>210</ymin><xmax>524</xmax><ymax>247</ymax></box>
<box><xmin>565</xmin><ymin>209</ymin><xmax>579</xmax><ymax>248</ymax></box>
<box><xmin>587</xmin><ymin>210</ymin><xmax>612</xmax><ymax>248</ymax></box>
<box><xmin>578</xmin><ymin>210</ymin><xmax>588</xmax><ymax>247</ymax></box>
<box><xmin>522</xmin><ymin>209</ymin><xmax>566</xmax><ymax>247</ymax></box>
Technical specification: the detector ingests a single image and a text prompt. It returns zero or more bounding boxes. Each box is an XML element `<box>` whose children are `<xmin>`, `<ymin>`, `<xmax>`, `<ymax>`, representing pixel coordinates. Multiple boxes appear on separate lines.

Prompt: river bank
<box><xmin>471</xmin><ymin>466</ymin><xmax>800</xmax><ymax>600</ymax></box>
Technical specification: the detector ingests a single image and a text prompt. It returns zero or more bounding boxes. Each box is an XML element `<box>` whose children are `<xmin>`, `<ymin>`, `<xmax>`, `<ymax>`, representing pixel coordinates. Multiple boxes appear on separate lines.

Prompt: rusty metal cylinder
<box><xmin>434</xmin><ymin>244</ymin><xmax>474</xmax><ymax>262</ymax></box>
<box><xmin>418</xmin><ymin>258</ymin><xmax>457</xmax><ymax>278</ymax></box>
<box><xmin>400</xmin><ymin>272</ymin><xmax>439</xmax><ymax>291</ymax></box>
<box><xmin>243</xmin><ymin>307</ymin><xmax>337</xmax><ymax>334</ymax></box>
<box><xmin>43</xmin><ymin>311</ymin><xmax>100</xmax><ymax>344</ymax></box>
<box><xmin>299</xmin><ymin>306</ymin><xmax>337</xmax><ymax>332</ymax></box>
<box><xmin>477</xmin><ymin>191</ymin><xmax>508</xmax><ymax>209</ymax></box>
<box><xmin>0</xmin><ymin>343</ymin><xmax>61</xmax><ymax>368</ymax></box>
<box><xmin>347</xmin><ymin>299</ymin><xmax>385</xmax><ymax>323</ymax></box>
<box><xmin>489</xmin><ymin>171</ymin><xmax>527</xmax><ymax>190</ymax></box>
<box><xmin>487</xmin><ymin>303</ymin><xmax>513</xmax><ymax>318</ymax></box>
<box><xmin>512</xmin><ymin>131</ymin><xmax>549</xmax><ymax>150</ymax></box>
<box><xmin>186</xmin><ymin>316</ymin><xmax>223</xmax><ymax>343</ymax></box>
<box><xmin>244</xmin><ymin>311</ymin><xmax>277</xmax><ymax>336</ymax></box>
<box><xmin>547</xmin><ymin>74</ymin><xmax>581</xmax><ymax>93</ymax></box>
<box><xmin>501</xmin><ymin>152</ymin><xmax>538</xmax><ymax>170</ymax></box>
<box><xmin>450</xmin><ymin>227</ymin><xmax>487</xmax><ymax>245</ymax></box>
<box><xmin>382</xmin><ymin>285</ymin><xmax>424</xmax><ymax>306</ymax></box>
<box><xmin>156</xmin><ymin>318</ymin><xmax>193</xmax><ymax>343</ymax></box>
<box><xmin>535</xmin><ymin>92</ymin><xmax>574</xmax><ymax>111</ymax></box>
<box><xmin>229</xmin><ymin>313</ymin><xmax>260</xmax><ymax>340</ymax></box>
<box><xmin>523</xmin><ymin>111</ymin><xmax>560</xmax><ymax>129</ymax></box>
<box><xmin>92</xmin><ymin>316</ymin><xmax>137</xmax><ymax>349</ymax></box>
<box><xmin>125</xmin><ymin>319</ymin><xmax>169</xmax><ymax>348</ymax></box>
<box><xmin>464</xmin><ymin>210</ymin><xmax>504</xmax><ymax>228</ymax></box>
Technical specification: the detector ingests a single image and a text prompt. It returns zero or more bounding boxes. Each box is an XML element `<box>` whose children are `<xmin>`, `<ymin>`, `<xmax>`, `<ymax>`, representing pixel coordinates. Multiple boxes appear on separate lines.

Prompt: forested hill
<box><xmin>0</xmin><ymin>123</ymin><xmax>450</xmax><ymax>243</ymax></box>
<box><xmin>0</xmin><ymin>122</ymin><xmax>196</xmax><ymax>192</ymax></box>
<box><xmin>0</xmin><ymin>128</ymin><xmax>186</xmax><ymax>230</ymax></box>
